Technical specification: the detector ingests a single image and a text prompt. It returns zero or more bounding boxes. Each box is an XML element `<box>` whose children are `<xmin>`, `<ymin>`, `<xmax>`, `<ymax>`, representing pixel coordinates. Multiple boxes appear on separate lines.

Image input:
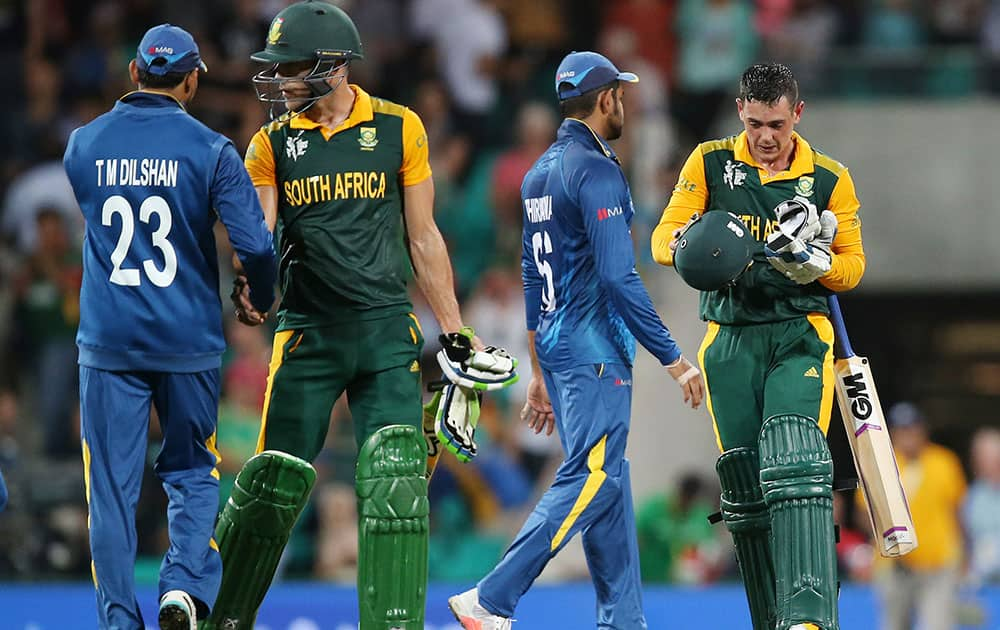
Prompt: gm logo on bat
<box><xmin>841</xmin><ymin>372</ymin><xmax>874</xmax><ymax>421</ymax></box>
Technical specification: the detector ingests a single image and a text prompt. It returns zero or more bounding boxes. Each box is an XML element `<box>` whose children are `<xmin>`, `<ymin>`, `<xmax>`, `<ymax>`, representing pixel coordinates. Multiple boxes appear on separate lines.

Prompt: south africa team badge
<box><xmin>359</xmin><ymin>127</ymin><xmax>378</xmax><ymax>151</ymax></box>
<box><xmin>795</xmin><ymin>175</ymin><xmax>814</xmax><ymax>197</ymax></box>
<box><xmin>267</xmin><ymin>17</ymin><xmax>283</xmax><ymax>45</ymax></box>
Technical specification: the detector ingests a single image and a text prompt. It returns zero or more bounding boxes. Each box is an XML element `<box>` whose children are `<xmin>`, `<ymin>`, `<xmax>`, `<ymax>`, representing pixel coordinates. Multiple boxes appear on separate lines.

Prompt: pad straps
<box><xmin>759</xmin><ymin>414</ymin><xmax>839</xmax><ymax>630</ymax></box>
<box><xmin>356</xmin><ymin>425</ymin><xmax>429</xmax><ymax>629</ymax></box>
<box><xmin>201</xmin><ymin>451</ymin><xmax>316</xmax><ymax>630</ymax></box>
<box><xmin>717</xmin><ymin>447</ymin><xmax>777</xmax><ymax>630</ymax></box>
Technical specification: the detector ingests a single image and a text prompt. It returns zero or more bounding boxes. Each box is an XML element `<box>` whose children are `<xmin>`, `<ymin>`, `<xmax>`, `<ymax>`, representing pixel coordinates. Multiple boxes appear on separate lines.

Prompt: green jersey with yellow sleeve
<box><xmin>652</xmin><ymin>132</ymin><xmax>866</xmax><ymax>325</ymax></box>
<box><xmin>245</xmin><ymin>85</ymin><xmax>432</xmax><ymax>330</ymax></box>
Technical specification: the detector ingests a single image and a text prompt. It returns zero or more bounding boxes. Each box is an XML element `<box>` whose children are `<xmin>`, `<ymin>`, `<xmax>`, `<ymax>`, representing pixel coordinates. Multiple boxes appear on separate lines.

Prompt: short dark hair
<box><xmin>558</xmin><ymin>80</ymin><xmax>619</xmax><ymax>119</ymax></box>
<box><xmin>137</xmin><ymin>67</ymin><xmax>190</xmax><ymax>89</ymax></box>
<box><xmin>35</xmin><ymin>207</ymin><xmax>64</xmax><ymax>225</ymax></box>
<box><xmin>738</xmin><ymin>63</ymin><xmax>799</xmax><ymax>106</ymax></box>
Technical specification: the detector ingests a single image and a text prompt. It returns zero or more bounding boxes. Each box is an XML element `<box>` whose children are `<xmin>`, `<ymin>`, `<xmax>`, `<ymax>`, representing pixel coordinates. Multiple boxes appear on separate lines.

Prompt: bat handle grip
<box><xmin>827</xmin><ymin>295</ymin><xmax>856</xmax><ymax>359</ymax></box>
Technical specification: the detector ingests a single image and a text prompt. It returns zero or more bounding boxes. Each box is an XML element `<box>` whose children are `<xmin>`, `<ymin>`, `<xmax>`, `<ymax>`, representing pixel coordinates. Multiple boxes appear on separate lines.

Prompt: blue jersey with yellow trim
<box><xmin>521</xmin><ymin>119</ymin><xmax>680</xmax><ymax>371</ymax></box>
<box><xmin>64</xmin><ymin>92</ymin><xmax>276</xmax><ymax>373</ymax></box>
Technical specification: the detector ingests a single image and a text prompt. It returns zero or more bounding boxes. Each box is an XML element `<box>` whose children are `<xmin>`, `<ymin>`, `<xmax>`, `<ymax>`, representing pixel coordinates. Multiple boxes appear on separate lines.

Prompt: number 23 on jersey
<box><xmin>101</xmin><ymin>195</ymin><xmax>177</xmax><ymax>288</ymax></box>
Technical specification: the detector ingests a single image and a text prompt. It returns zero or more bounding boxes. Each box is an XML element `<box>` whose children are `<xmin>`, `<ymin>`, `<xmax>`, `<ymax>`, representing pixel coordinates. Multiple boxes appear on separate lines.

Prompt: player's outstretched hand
<box><xmin>666</xmin><ymin>355</ymin><xmax>704</xmax><ymax>409</ymax></box>
<box><xmin>521</xmin><ymin>375</ymin><xmax>555</xmax><ymax>435</ymax></box>
<box><xmin>231</xmin><ymin>275</ymin><xmax>268</xmax><ymax>326</ymax></box>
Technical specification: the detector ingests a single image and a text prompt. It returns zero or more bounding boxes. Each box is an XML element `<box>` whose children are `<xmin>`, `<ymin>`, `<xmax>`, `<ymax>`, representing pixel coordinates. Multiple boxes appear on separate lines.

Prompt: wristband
<box><xmin>677</xmin><ymin>366</ymin><xmax>700</xmax><ymax>386</ymax></box>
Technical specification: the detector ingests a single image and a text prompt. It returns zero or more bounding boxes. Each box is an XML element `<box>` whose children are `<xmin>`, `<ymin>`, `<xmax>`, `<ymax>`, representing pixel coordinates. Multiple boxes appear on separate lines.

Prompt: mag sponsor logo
<box><xmin>596</xmin><ymin>206</ymin><xmax>622</xmax><ymax>221</ymax></box>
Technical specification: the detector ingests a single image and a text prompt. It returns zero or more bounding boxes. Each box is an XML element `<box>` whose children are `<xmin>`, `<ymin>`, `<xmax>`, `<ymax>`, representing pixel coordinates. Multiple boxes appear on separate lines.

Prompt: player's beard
<box><xmin>181</xmin><ymin>73</ymin><xmax>197</xmax><ymax>106</ymax></box>
<box><xmin>607</xmin><ymin>118</ymin><xmax>623</xmax><ymax>141</ymax></box>
<box><xmin>606</xmin><ymin>94</ymin><xmax>624</xmax><ymax>140</ymax></box>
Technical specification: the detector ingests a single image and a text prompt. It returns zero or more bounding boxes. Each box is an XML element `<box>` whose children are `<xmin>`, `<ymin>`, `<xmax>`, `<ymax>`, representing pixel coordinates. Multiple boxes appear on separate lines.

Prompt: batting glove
<box><xmin>433</xmin><ymin>383</ymin><xmax>482</xmax><ymax>463</ymax></box>
<box><xmin>765</xmin><ymin>209</ymin><xmax>838</xmax><ymax>284</ymax></box>
<box><xmin>436</xmin><ymin>327</ymin><xmax>519</xmax><ymax>392</ymax></box>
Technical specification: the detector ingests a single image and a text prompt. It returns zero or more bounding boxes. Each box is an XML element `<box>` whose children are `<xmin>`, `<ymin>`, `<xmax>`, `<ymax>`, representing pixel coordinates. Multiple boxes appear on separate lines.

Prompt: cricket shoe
<box><xmin>158</xmin><ymin>589</ymin><xmax>197</xmax><ymax>630</ymax></box>
<box><xmin>448</xmin><ymin>588</ymin><xmax>513</xmax><ymax>630</ymax></box>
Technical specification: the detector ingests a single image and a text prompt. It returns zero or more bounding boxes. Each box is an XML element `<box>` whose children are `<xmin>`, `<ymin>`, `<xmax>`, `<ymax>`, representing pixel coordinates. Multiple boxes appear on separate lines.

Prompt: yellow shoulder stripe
<box><xmin>700</xmin><ymin>136</ymin><xmax>736</xmax><ymax>155</ymax></box>
<box><xmin>814</xmin><ymin>151</ymin><xmax>846</xmax><ymax>177</ymax></box>
<box><xmin>370</xmin><ymin>97</ymin><xmax>407</xmax><ymax>119</ymax></box>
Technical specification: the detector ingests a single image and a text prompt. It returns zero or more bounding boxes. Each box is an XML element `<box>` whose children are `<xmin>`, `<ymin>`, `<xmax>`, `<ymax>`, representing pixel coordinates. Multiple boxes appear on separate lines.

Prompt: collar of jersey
<box><xmin>562</xmin><ymin>118</ymin><xmax>619</xmax><ymax>163</ymax></box>
<box><xmin>734</xmin><ymin>131</ymin><xmax>813</xmax><ymax>183</ymax></box>
<box><xmin>289</xmin><ymin>84</ymin><xmax>373</xmax><ymax>140</ymax></box>
<box><xmin>118</xmin><ymin>90</ymin><xmax>186</xmax><ymax>111</ymax></box>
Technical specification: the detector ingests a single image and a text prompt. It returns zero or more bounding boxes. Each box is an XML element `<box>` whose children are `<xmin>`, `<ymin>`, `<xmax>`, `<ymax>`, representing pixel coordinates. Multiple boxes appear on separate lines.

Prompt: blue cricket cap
<box><xmin>555</xmin><ymin>51</ymin><xmax>638</xmax><ymax>100</ymax></box>
<box><xmin>136</xmin><ymin>24</ymin><xmax>208</xmax><ymax>76</ymax></box>
<box><xmin>887</xmin><ymin>402</ymin><xmax>924</xmax><ymax>429</ymax></box>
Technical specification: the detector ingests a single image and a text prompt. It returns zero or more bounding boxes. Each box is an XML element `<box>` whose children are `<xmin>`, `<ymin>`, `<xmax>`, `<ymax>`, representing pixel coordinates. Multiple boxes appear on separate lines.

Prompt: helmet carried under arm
<box><xmin>673</xmin><ymin>211</ymin><xmax>755</xmax><ymax>291</ymax></box>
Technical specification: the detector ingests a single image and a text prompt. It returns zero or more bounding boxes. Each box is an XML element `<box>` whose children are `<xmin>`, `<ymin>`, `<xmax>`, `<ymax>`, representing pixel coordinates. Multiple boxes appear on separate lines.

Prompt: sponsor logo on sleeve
<box><xmin>676</xmin><ymin>176</ymin><xmax>697</xmax><ymax>193</ymax></box>
<box><xmin>597</xmin><ymin>206</ymin><xmax>623</xmax><ymax>221</ymax></box>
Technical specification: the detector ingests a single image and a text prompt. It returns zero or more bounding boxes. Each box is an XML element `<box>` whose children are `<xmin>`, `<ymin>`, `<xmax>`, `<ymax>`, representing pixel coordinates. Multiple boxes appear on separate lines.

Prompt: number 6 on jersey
<box><xmin>531</xmin><ymin>230</ymin><xmax>556</xmax><ymax>312</ymax></box>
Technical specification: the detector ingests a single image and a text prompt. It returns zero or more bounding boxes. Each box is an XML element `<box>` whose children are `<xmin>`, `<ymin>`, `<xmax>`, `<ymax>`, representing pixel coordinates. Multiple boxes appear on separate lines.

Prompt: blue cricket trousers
<box><xmin>478</xmin><ymin>362</ymin><xmax>647</xmax><ymax>629</ymax></box>
<box><xmin>79</xmin><ymin>366</ymin><xmax>223</xmax><ymax>629</ymax></box>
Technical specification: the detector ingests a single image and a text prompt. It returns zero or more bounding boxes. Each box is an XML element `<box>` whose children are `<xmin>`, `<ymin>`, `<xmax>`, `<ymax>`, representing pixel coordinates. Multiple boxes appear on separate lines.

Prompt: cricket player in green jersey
<box><xmin>204</xmin><ymin>2</ymin><xmax>516</xmax><ymax>629</ymax></box>
<box><xmin>652</xmin><ymin>64</ymin><xmax>867</xmax><ymax>630</ymax></box>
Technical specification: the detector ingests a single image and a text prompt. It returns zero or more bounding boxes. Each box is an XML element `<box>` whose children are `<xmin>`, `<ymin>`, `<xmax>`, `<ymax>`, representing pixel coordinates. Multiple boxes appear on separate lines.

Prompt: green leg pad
<box><xmin>717</xmin><ymin>447</ymin><xmax>777</xmax><ymax>630</ymax></box>
<box><xmin>200</xmin><ymin>451</ymin><xmax>316</xmax><ymax>630</ymax></box>
<box><xmin>759</xmin><ymin>414</ymin><xmax>839</xmax><ymax>630</ymax></box>
<box><xmin>356</xmin><ymin>425</ymin><xmax>429</xmax><ymax>630</ymax></box>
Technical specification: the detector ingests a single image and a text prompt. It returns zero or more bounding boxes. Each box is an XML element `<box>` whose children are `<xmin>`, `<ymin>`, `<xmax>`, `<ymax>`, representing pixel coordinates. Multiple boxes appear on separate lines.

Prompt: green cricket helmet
<box><xmin>673</xmin><ymin>211</ymin><xmax>754</xmax><ymax>291</ymax></box>
<box><xmin>251</xmin><ymin>1</ymin><xmax>364</xmax><ymax>115</ymax></box>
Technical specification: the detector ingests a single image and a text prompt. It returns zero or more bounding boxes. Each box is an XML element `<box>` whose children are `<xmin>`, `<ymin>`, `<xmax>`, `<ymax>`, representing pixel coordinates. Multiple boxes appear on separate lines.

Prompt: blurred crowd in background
<box><xmin>0</xmin><ymin>0</ymin><xmax>999</xmax><ymax>609</ymax></box>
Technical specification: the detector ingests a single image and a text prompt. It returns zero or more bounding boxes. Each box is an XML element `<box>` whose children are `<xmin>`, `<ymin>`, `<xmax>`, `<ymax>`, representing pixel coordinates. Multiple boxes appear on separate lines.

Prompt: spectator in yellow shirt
<box><xmin>874</xmin><ymin>402</ymin><xmax>966</xmax><ymax>630</ymax></box>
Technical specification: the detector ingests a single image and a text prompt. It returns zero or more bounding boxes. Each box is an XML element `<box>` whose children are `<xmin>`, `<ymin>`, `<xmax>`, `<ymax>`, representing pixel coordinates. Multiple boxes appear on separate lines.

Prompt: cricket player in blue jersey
<box><xmin>0</xmin><ymin>468</ymin><xmax>6</xmax><ymax>512</ymax></box>
<box><xmin>449</xmin><ymin>51</ymin><xmax>705</xmax><ymax>630</ymax></box>
<box><xmin>63</xmin><ymin>24</ymin><xmax>276</xmax><ymax>630</ymax></box>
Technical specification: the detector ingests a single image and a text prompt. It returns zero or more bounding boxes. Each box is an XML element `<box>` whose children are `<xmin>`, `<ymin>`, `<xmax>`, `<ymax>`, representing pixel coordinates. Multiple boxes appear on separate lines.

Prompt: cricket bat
<box><xmin>828</xmin><ymin>295</ymin><xmax>917</xmax><ymax>557</ymax></box>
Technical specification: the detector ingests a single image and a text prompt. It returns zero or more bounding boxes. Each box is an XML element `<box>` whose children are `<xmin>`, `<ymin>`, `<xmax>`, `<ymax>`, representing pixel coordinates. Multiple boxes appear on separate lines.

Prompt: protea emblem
<box><xmin>359</xmin><ymin>127</ymin><xmax>379</xmax><ymax>150</ymax></box>
<box><xmin>267</xmin><ymin>17</ymin><xmax>284</xmax><ymax>45</ymax></box>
